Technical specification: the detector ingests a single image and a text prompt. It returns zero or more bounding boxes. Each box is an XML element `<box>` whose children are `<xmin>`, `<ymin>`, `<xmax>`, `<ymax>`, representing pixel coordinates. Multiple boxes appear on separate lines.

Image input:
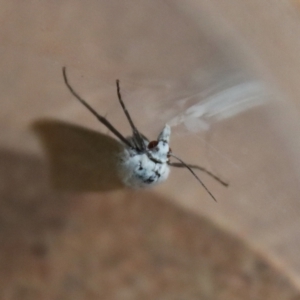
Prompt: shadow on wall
<box><xmin>33</xmin><ymin>119</ymin><xmax>124</xmax><ymax>192</ymax></box>
<box><xmin>0</xmin><ymin>148</ymin><xmax>299</xmax><ymax>299</ymax></box>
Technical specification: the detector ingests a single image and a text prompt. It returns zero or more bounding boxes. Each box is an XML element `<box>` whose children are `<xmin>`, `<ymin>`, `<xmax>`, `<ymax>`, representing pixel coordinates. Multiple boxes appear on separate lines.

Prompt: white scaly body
<box><xmin>62</xmin><ymin>67</ymin><xmax>226</xmax><ymax>201</ymax></box>
<box><xmin>118</xmin><ymin>125</ymin><xmax>171</xmax><ymax>188</ymax></box>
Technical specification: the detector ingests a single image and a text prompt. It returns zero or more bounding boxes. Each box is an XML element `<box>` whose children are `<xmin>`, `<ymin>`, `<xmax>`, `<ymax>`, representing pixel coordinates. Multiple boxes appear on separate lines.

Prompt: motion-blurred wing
<box><xmin>33</xmin><ymin>119</ymin><xmax>124</xmax><ymax>192</ymax></box>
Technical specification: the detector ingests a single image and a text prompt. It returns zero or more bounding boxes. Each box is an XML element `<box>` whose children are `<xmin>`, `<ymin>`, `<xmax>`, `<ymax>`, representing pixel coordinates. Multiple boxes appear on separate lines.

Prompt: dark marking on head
<box><xmin>148</xmin><ymin>140</ymin><xmax>158</xmax><ymax>149</ymax></box>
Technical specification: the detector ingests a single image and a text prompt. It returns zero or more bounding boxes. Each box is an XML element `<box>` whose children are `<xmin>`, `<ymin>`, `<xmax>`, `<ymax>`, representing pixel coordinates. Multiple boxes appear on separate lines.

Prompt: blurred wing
<box><xmin>32</xmin><ymin>119</ymin><xmax>124</xmax><ymax>192</ymax></box>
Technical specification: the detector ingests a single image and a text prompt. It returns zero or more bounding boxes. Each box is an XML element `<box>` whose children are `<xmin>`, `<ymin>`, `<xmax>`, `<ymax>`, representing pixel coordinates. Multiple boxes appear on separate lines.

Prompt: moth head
<box><xmin>147</xmin><ymin>125</ymin><xmax>171</xmax><ymax>163</ymax></box>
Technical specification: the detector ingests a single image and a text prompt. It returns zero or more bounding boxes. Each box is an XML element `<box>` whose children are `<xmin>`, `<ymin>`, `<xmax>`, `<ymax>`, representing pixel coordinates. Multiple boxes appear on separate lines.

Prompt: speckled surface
<box><xmin>1</xmin><ymin>149</ymin><xmax>299</xmax><ymax>300</ymax></box>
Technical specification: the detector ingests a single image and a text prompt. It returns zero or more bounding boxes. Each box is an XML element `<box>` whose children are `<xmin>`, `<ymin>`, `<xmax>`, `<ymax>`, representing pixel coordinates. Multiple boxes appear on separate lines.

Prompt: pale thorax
<box><xmin>118</xmin><ymin>125</ymin><xmax>171</xmax><ymax>188</ymax></box>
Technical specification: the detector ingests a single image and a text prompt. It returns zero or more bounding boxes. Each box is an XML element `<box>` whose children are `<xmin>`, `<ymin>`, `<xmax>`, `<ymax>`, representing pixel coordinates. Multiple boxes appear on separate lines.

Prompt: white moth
<box><xmin>118</xmin><ymin>124</ymin><xmax>171</xmax><ymax>188</ymax></box>
<box><xmin>62</xmin><ymin>67</ymin><xmax>228</xmax><ymax>201</ymax></box>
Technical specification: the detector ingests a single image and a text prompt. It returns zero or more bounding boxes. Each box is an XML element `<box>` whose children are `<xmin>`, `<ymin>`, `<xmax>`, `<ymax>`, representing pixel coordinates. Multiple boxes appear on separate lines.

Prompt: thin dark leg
<box><xmin>116</xmin><ymin>80</ymin><xmax>145</xmax><ymax>151</ymax></box>
<box><xmin>62</xmin><ymin>67</ymin><xmax>131</xmax><ymax>148</ymax></box>
<box><xmin>169</xmin><ymin>153</ymin><xmax>218</xmax><ymax>202</ymax></box>
<box><xmin>169</xmin><ymin>162</ymin><xmax>228</xmax><ymax>187</ymax></box>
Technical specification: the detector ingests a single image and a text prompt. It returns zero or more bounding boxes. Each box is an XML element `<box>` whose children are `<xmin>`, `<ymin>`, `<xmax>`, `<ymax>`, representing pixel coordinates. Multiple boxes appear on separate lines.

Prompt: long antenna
<box><xmin>62</xmin><ymin>67</ymin><xmax>132</xmax><ymax>148</ymax></box>
<box><xmin>116</xmin><ymin>80</ymin><xmax>146</xmax><ymax>151</ymax></box>
<box><xmin>169</xmin><ymin>153</ymin><xmax>217</xmax><ymax>202</ymax></box>
<box><xmin>168</xmin><ymin>162</ymin><xmax>228</xmax><ymax>187</ymax></box>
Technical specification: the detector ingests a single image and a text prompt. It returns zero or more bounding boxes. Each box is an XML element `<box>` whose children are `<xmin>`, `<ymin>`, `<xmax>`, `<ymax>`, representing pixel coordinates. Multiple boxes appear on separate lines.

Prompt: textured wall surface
<box><xmin>1</xmin><ymin>0</ymin><xmax>300</xmax><ymax>298</ymax></box>
<box><xmin>1</xmin><ymin>149</ymin><xmax>299</xmax><ymax>299</ymax></box>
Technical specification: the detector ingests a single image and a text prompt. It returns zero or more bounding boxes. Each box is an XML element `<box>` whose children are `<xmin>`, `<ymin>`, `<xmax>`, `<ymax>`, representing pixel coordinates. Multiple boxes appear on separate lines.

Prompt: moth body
<box><xmin>62</xmin><ymin>67</ymin><xmax>227</xmax><ymax>201</ymax></box>
<box><xmin>118</xmin><ymin>125</ymin><xmax>171</xmax><ymax>188</ymax></box>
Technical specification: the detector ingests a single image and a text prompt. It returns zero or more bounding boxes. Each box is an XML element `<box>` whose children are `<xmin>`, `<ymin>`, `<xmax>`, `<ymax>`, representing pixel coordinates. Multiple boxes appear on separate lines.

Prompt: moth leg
<box><xmin>62</xmin><ymin>67</ymin><xmax>131</xmax><ymax>148</ymax></box>
<box><xmin>169</xmin><ymin>162</ymin><xmax>228</xmax><ymax>187</ymax></box>
<box><xmin>168</xmin><ymin>153</ymin><xmax>218</xmax><ymax>202</ymax></box>
<box><xmin>116</xmin><ymin>80</ymin><xmax>146</xmax><ymax>151</ymax></box>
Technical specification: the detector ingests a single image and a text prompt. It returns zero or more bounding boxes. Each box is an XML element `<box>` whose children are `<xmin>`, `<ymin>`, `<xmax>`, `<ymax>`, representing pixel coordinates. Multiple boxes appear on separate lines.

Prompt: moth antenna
<box><xmin>62</xmin><ymin>67</ymin><xmax>132</xmax><ymax>148</ymax></box>
<box><xmin>116</xmin><ymin>80</ymin><xmax>146</xmax><ymax>151</ymax></box>
<box><xmin>168</xmin><ymin>162</ymin><xmax>228</xmax><ymax>187</ymax></box>
<box><xmin>169</xmin><ymin>153</ymin><xmax>217</xmax><ymax>202</ymax></box>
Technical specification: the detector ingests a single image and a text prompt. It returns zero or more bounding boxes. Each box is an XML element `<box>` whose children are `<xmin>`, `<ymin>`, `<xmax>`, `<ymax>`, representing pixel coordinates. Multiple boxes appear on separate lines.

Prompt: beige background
<box><xmin>2</xmin><ymin>0</ymin><xmax>300</xmax><ymax>298</ymax></box>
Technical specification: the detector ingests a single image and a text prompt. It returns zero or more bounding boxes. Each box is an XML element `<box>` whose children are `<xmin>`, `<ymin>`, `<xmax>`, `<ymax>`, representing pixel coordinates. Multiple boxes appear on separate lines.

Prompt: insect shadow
<box><xmin>33</xmin><ymin>67</ymin><xmax>228</xmax><ymax>200</ymax></box>
<box><xmin>33</xmin><ymin>119</ymin><xmax>124</xmax><ymax>192</ymax></box>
